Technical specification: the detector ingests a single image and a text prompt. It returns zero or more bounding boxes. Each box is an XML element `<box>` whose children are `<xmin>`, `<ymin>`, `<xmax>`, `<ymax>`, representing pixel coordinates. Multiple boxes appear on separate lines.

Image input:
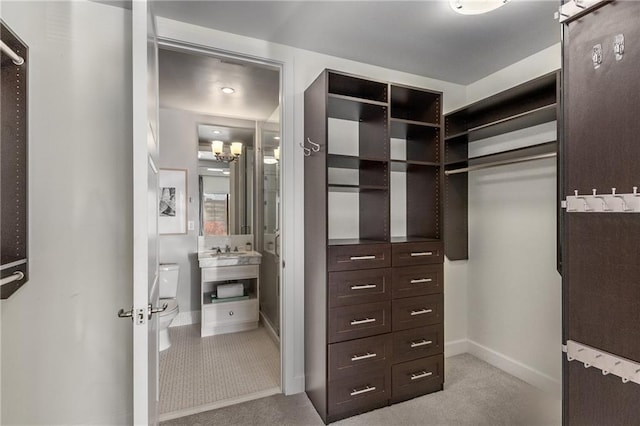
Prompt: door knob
<box><xmin>148</xmin><ymin>303</ymin><xmax>168</xmax><ymax>320</ymax></box>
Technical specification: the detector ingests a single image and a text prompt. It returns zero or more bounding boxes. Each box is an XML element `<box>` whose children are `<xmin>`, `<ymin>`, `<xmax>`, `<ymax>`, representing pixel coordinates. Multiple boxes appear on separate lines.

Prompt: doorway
<box><xmin>155</xmin><ymin>41</ymin><xmax>283</xmax><ymax>421</ymax></box>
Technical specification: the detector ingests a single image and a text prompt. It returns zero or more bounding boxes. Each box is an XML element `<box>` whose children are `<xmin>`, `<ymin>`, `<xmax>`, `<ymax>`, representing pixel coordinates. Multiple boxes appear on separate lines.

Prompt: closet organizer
<box><xmin>1</xmin><ymin>21</ymin><xmax>28</xmax><ymax>299</ymax></box>
<box><xmin>304</xmin><ymin>70</ymin><xmax>444</xmax><ymax>423</ymax></box>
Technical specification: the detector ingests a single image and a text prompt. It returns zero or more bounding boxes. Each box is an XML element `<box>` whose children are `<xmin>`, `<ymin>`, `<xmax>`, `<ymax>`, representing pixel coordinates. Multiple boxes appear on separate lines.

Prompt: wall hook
<box><xmin>307</xmin><ymin>138</ymin><xmax>321</xmax><ymax>152</ymax></box>
<box><xmin>299</xmin><ymin>142</ymin><xmax>311</xmax><ymax>157</ymax></box>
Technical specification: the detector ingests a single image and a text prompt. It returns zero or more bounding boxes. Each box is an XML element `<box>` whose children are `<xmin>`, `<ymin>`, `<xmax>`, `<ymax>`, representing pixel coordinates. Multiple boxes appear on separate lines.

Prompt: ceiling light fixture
<box><xmin>213</xmin><ymin>130</ymin><xmax>221</xmax><ymax>134</ymax></box>
<box><xmin>211</xmin><ymin>140</ymin><xmax>243</xmax><ymax>163</ymax></box>
<box><xmin>450</xmin><ymin>0</ymin><xmax>509</xmax><ymax>15</ymax></box>
<box><xmin>274</xmin><ymin>136</ymin><xmax>280</xmax><ymax>141</ymax></box>
<box><xmin>221</xmin><ymin>87</ymin><xmax>235</xmax><ymax>94</ymax></box>
<box><xmin>264</xmin><ymin>157</ymin><xmax>278</xmax><ymax>165</ymax></box>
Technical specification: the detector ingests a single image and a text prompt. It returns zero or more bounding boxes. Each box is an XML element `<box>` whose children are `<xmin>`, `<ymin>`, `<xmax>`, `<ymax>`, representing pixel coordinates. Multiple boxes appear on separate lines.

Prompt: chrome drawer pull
<box><xmin>410</xmin><ymin>278</ymin><xmax>432</xmax><ymax>284</ymax></box>
<box><xmin>350</xmin><ymin>255</ymin><xmax>376</xmax><ymax>261</ymax></box>
<box><xmin>351</xmin><ymin>284</ymin><xmax>377</xmax><ymax>290</ymax></box>
<box><xmin>410</xmin><ymin>251</ymin><xmax>433</xmax><ymax>257</ymax></box>
<box><xmin>351</xmin><ymin>352</ymin><xmax>377</xmax><ymax>361</ymax></box>
<box><xmin>410</xmin><ymin>308</ymin><xmax>433</xmax><ymax>316</ymax></box>
<box><xmin>410</xmin><ymin>371</ymin><xmax>433</xmax><ymax>381</ymax></box>
<box><xmin>350</xmin><ymin>385</ymin><xmax>376</xmax><ymax>396</ymax></box>
<box><xmin>350</xmin><ymin>317</ymin><xmax>376</xmax><ymax>325</ymax></box>
<box><xmin>410</xmin><ymin>339</ymin><xmax>433</xmax><ymax>348</ymax></box>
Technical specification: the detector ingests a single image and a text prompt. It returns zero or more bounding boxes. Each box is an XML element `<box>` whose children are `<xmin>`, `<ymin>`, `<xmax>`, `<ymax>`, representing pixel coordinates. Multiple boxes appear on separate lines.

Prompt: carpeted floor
<box><xmin>159</xmin><ymin>324</ymin><xmax>280</xmax><ymax>419</ymax></box>
<box><xmin>162</xmin><ymin>353</ymin><xmax>561</xmax><ymax>425</ymax></box>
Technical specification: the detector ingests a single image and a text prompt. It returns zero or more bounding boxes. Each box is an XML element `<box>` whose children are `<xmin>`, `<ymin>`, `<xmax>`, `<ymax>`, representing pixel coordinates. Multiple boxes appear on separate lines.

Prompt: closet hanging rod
<box><xmin>0</xmin><ymin>40</ymin><xmax>24</xmax><ymax>65</ymax></box>
<box><xmin>444</xmin><ymin>152</ymin><xmax>557</xmax><ymax>176</ymax></box>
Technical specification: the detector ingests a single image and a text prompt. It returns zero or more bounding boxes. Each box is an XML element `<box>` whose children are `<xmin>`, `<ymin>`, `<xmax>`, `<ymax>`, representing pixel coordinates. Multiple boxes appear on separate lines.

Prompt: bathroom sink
<box><xmin>198</xmin><ymin>250</ymin><xmax>262</xmax><ymax>267</ymax></box>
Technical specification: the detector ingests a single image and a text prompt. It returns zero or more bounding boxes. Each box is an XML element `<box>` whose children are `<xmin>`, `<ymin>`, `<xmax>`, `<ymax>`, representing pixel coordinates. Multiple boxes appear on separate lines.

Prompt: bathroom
<box><xmin>155</xmin><ymin>43</ymin><xmax>282</xmax><ymax>420</ymax></box>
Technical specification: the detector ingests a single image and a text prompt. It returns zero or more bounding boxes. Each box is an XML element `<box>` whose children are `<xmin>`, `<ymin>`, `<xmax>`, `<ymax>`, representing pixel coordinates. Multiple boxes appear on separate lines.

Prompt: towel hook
<box><xmin>307</xmin><ymin>138</ymin><xmax>321</xmax><ymax>152</ymax></box>
<box><xmin>299</xmin><ymin>142</ymin><xmax>311</xmax><ymax>157</ymax></box>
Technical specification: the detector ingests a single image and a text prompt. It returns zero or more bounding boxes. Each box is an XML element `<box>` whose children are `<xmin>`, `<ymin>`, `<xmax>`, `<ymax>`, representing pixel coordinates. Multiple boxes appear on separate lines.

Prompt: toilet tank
<box><xmin>159</xmin><ymin>263</ymin><xmax>180</xmax><ymax>299</ymax></box>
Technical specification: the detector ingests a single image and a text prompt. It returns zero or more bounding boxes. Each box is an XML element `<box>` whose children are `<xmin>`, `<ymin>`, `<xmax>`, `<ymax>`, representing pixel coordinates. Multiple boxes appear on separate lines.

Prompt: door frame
<box><xmin>154</xmin><ymin>37</ymin><xmax>298</xmax><ymax>394</ymax></box>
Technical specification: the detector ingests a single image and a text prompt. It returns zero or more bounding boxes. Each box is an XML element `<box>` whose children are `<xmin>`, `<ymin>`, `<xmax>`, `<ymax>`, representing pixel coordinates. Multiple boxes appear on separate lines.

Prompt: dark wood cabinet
<box><xmin>443</xmin><ymin>71</ymin><xmax>560</xmax><ymax>261</ymax></box>
<box><xmin>304</xmin><ymin>69</ymin><xmax>444</xmax><ymax>423</ymax></box>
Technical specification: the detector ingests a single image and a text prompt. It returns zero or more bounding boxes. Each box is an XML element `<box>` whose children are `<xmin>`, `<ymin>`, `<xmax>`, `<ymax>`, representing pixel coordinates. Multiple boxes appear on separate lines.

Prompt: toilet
<box><xmin>158</xmin><ymin>263</ymin><xmax>180</xmax><ymax>352</ymax></box>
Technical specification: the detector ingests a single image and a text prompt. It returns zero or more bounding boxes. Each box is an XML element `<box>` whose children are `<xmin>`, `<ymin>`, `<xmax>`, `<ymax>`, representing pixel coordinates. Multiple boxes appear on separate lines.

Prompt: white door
<box><xmin>132</xmin><ymin>0</ymin><xmax>160</xmax><ymax>424</ymax></box>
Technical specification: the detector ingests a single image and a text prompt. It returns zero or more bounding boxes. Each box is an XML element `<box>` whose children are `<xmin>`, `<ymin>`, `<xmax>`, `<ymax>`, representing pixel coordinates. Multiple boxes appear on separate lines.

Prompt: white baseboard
<box><xmin>260</xmin><ymin>311</ymin><xmax>280</xmax><ymax>346</ymax></box>
<box><xmin>445</xmin><ymin>339</ymin><xmax>469</xmax><ymax>358</ymax></box>
<box><xmin>170</xmin><ymin>310</ymin><xmax>200</xmax><ymax>327</ymax></box>
<box><xmin>467</xmin><ymin>339</ymin><xmax>561</xmax><ymax>399</ymax></box>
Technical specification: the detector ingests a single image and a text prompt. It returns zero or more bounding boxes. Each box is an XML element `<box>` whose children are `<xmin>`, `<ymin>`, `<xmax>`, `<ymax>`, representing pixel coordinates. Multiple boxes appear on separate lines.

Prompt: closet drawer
<box><xmin>392</xmin><ymin>294</ymin><xmax>442</xmax><ymax>331</ymax></box>
<box><xmin>391</xmin><ymin>354</ymin><xmax>443</xmax><ymax>403</ymax></box>
<box><xmin>328</xmin><ymin>244</ymin><xmax>391</xmax><ymax>272</ymax></box>
<box><xmin>329</xmin><ymin>301</ymin><xmax>391</xmax><ymax>343</ymax></box>
<box><xmin>329</xmin><ymin>268</ymin><xmax>392</xmax><ymax>307</ymax></box>
<box><xmin>328</xmin><ymin>369</ymin><xmax>390</xmax><ymax>421</ymax></box>
<box><xmin>391</xmin><ymin>242</ymin><xmax>443</xmax><ymax>267</ymax></box>
<box><xmin>328</xmin><ymin>334</ymin><xmax>392</xmax><ymax>381</ymax></box>
<box><xmin>392</xmin><ymin>264</ymin><xmax>442</xmax><ymax>299</ymax></box>
<box><xmin>393</xmin><ymin>325</ymin><xmax>443</xmax><ymax>364</ymax></box>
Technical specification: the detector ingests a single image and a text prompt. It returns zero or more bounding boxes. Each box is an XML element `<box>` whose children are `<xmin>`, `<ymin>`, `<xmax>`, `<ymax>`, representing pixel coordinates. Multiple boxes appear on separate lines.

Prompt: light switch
<box><xmin>188</xmin><ymin>221</ymin><xmax>195</xmax><ymax>231</ymax></box>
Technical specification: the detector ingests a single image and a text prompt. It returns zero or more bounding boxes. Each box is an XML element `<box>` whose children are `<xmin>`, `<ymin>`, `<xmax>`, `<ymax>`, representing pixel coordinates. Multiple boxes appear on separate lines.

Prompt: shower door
<box><xmin>259</xmin><ymin>126</ymin><xmax>281</xmax><ymax>336</ymax></box>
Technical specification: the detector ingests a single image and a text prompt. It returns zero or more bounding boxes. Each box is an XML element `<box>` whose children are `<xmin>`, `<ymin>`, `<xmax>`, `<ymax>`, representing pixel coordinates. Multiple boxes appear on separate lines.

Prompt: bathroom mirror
<box><xmin>197</xmin><ymin>123</ymin><xmax>254</xmax><ymax>236</ymax></box>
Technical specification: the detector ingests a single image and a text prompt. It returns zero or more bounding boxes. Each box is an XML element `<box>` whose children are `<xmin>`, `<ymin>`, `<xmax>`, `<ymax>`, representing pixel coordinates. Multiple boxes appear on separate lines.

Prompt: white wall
<box><xmin>1</xmin><ymin>1</ymin><xmax>133</xmax><ymax>424</ymax></box>
<box><xmin>464</xmin><ymin>44</ymin><xmax>563</xmax><ymax>397</ymax></box>
<box><xmin>155</xmin><ymin>17</ymin><xmax>468</xmax><ymax>394</ymax></box>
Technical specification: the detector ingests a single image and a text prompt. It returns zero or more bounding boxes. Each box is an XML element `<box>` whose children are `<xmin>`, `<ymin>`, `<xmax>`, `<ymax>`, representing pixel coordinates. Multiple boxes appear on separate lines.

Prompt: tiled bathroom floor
<box><xmin>159</xmin><ymin>324</ymin><xmax>280</xmax><ymax>421</ymax></box>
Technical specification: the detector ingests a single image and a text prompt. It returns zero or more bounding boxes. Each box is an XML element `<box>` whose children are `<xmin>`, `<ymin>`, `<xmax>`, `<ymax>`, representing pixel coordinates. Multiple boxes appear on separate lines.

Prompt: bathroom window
<box><xmin>202</xmin><ymin>193</ymin><xmax>229</xmax><ymax>236</ymax></box>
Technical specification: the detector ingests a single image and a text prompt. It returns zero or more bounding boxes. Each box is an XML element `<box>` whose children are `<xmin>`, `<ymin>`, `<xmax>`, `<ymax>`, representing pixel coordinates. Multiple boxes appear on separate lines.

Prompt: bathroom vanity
<box><xmin>198</xmin><ymin>250</ymin><xmax>262</xmax><ymax>337</ymax></box>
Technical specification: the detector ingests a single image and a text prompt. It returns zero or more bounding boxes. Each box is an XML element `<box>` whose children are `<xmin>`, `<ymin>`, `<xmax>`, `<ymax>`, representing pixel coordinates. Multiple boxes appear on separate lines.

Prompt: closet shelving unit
<box><xmin>443</xmin><ymin>71</ymin><xmax>560</xmax><ymax>260</ymax></box>
<box><xmin>305</xmin><ymin>70</ymin><xmax>444</xmax><ymax>423</ymax></box>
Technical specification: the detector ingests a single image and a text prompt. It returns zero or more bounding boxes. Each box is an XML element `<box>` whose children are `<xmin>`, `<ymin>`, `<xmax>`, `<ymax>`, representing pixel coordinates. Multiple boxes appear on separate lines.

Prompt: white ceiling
<box><xmin>154</xmin><ymin>0</ymin><xmax>561</xmax><ymax>85</ymax></box>
<box><xmin>159</xmin><ymin>47</ymin><xmax>280</xmax><ymax>120</ymax></box>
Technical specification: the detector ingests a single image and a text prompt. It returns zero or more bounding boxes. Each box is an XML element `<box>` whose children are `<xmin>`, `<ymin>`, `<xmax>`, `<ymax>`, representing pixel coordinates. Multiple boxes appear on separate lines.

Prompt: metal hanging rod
<box><xmin>0</xmin><ymin>40</ymin><xmax>24</xmax><ymax>66</ymax></box>
<box><xmin>1</xmin><ymin>271</ymin><xmax>24</xmax><ymax>286</ymax></box>
<box><xmin>444</xmin><ymin>152</ymin><xmax>557</xmax><ymax>176</ymax></box>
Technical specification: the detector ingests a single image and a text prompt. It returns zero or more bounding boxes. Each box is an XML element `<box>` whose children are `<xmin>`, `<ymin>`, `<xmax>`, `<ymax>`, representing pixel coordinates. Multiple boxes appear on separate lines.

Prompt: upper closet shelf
<box><xmin>444</xmin><ymin>103</ymin><xmax>557</xmax><ymax>142</ymax></box>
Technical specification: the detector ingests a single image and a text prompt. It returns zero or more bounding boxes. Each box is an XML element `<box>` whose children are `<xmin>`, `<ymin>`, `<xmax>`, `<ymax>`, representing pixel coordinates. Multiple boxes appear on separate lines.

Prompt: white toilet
<box><xmin>158</xmin><ymin>263</ymin><xmax>180</xmax><ymax>352</ymax></box>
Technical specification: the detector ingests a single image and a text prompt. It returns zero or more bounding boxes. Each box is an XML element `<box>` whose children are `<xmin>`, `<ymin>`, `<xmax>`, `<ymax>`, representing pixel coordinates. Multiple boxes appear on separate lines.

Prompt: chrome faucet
<box><xmin>214</xmin><ymin>247</ymin><xmax>222</xmax><ymax>254</ymax></box>
<box><xmin>225</xmin><ymin>244</ymin><xmax>231</xmax><ymax>253</ymax></box>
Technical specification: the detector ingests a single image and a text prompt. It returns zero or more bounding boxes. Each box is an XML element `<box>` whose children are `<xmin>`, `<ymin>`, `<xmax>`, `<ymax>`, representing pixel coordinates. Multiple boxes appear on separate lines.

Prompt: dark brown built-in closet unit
<box><xmin>304</xmin><ymin>70</ymin><xmax>444</xmax><ymax>423</ymax></box>
<box><xmin>443</xmin><ymin>71</ymin><xmax>560</xmax><ymax>261</ymax></box>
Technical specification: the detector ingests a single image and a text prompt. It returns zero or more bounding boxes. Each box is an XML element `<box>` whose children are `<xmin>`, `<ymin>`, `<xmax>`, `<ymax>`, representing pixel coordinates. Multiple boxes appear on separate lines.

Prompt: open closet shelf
<box><xmin>445</xmin><ymin>141</ymin><xmax>557</xmax><ymax>173</ymax></box>
<box><xmin>328</xmin><ymin>94</ymin><xmax>387</xmax><ymax>122</ymax></box>
<box><xmin>327</xmin><ymin>184</ymin><xmax>388</xmax><ymax>192</ymax></box>
<box><xmin>390</xmin><ymin>117</ymin><xmax>440</xmax><ymax>131</ymax></box>
<box><xmin>328</xmin><ymin>238</ymin><xmax>389</xmax><ymax>246</ymax></box>
<box><xmin>327</xmin><ymin>70</ymin><xmax>388</xmax><ymax>103</ymax></box>
<box><xmin>390</xmin><ymin>236</ymin><xmax>441</xmax><ymax>243</ymax></box>
<box><xmin>444</xmin><ymin>103</ymin><xmax>557</xmax><ymax>142</ymax></box>
<box><xmin>327</xmin><ymin>154</ymin><xmax>388</xmax><ymax>168</ymax></box>
<box><xmin>390</xmin><ymin>160</ymin><xmax>440</xmax><ymax>171</ymax></box>
<box><xmin>443</xmin><ymin>70</ymin><xmax>560</xmax><ymax>261</ymax></box>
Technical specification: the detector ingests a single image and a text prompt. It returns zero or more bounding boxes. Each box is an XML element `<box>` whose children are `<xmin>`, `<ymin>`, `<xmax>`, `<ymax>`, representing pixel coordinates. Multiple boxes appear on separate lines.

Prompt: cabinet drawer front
<box><xmin>392</xmin><ymin>294</ymin><xmax>442</xmax><ymax>331</ymax></box>
<box><xmin>202</xmin><ymin>265</ymin><xmax>259</xmax><ymax>282</ymax></box>
<box><xmin>329</xmin><ymin>301</ymin><xmax>391</xmax><ymax>343</ymax></box>
<box><xmin>391</xmin><ymin>354</ymin><xmax>443</xmax><ymax>403</ymax></box>
<box><xmin>393</xmin><ymin>325</ymin><xmax>443</xmax><ymax>364</ymax></box>
<box><xmin>328</xmin><ymin>369</ymin><xmax>390</xmax><ymax>421</ymax></box>
<box><xmin>328</xmin><ymin>334</ymin><xmax>392</xmax><ymax>381</ymax></box>
<box><xmin>328</xmin><ymin>244</ymin><xmax>391</xmax><ymax>272</ymax></box>
<box><xmin>329</xmin><ymin>269</ymin><xmax>392</xmax><ymax>307</ymax></box>
<box><xmin>391</xmin><ymin>242</ymin><xmax>443</xmax><ymax>267</ymax></box>
<box><xmin>202</xmin><ymin>299</ymin><xmax>258</xmax><ymax>326</ymax></box>
<box><xmin>392</xmin><ymin>264</ymin><xmax>442</xmax><ymax>299</ymax></box>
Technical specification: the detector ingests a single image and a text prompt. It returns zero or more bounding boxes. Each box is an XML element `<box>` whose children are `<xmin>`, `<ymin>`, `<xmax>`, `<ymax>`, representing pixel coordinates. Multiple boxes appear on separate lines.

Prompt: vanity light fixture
<box><xmin>221</xmin><ymin>87</ymin><xmax>235</xmax><ymax>94</ymax></box>
<box><xmin>274</xmin><ymin>147</ymin><xmax>280</xmax><ymax>161</ymax></box>
<box><xmin>211</xmin><ymin>140</ymin><xmax>243</xmax><ymax>163</ymax></box>
<box><xmin>223</xmin><ymin>170</ymin><xmax>231</xmax><ymax>175</ymax></box>
<box><xmin>450</xmin><ymin>0</ymin><xmax>509</xmax><ymax>15</ymax></box>
<box><xmin>274</xmin><ymin>136</ymin><xmax>280</xmax><ymax>140</ymax></box>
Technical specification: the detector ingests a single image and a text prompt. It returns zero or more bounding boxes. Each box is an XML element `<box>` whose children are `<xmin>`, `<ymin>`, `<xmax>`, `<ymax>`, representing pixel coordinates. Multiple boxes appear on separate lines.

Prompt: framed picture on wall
<box><xmin>159</xmin><ymin>169</ymin><xmax>187</xmax><ymax>235</ymax></box>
